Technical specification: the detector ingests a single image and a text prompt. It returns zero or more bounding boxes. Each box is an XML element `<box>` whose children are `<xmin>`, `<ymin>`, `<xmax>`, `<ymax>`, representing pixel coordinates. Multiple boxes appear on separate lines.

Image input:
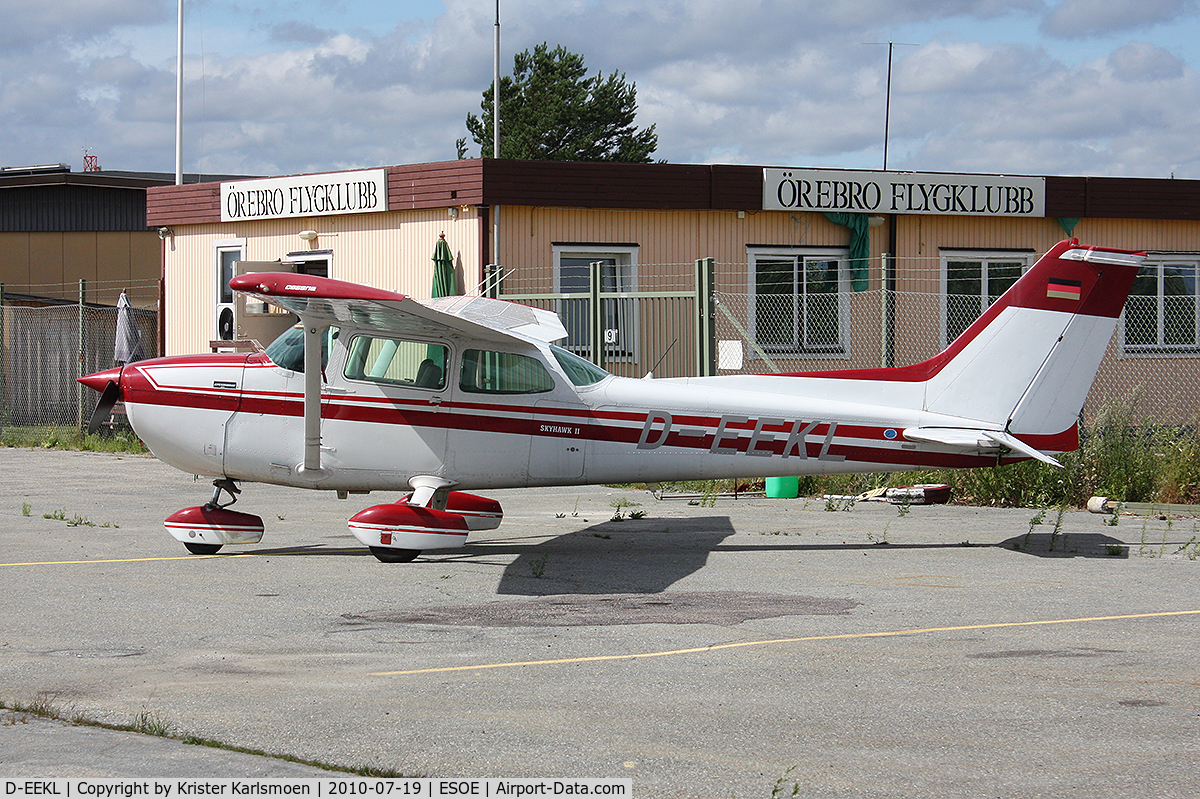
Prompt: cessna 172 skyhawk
<box><xmin>80</xmin><ymin>239</ymin><xmax>1144</xmax><ymax>562</ymax></box>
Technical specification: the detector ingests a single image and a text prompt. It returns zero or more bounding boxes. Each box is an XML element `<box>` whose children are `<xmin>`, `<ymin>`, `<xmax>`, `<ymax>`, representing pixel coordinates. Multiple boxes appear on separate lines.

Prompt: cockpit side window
<box><xmin>344</xmin><ymin>335</ymin><xmax>448</xmax><ymax>390</ymax></box>
<box><xmin>459</xmin><ymin>349</ymin><xmax>554</xmax><ymax>394</ymax></box>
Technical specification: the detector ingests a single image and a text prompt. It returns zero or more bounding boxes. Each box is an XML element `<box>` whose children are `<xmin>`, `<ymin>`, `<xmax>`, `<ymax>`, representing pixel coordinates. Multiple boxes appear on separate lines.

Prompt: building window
<box><xmin>214</xmin><ymin>239</ymin><xmax>245</xmax><ymax>341</ymax></box>
<box><xmin>285</xmin><ymin>250</ymin><xmax>331</xmax><ymax>279</ymax></box>
<box><xmin>748</xmin><ymin>249</ymin><xmax>849</xmax><ymax>356</ymax></box>
<box><xmin>552</xmin><ymin>245</ymin><xmax>638</xmax><ymax>360</ymax></box>
<box><xmin>940</xmin><ymin>251</ymin><xmax>1031</xmax><ymax>346</ymax></box>
<box><xmin>1122</xmin><ymin>257</ymin><xmax>1200</xmax><ymax>355</ymax></box>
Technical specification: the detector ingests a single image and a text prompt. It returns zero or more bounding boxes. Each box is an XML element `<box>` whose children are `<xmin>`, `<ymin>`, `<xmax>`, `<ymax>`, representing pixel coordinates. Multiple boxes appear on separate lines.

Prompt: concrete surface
<box><xmin>1</xmin><ymin>448</ymin><xmax>1198</xmax><ymax>797</ymax></box>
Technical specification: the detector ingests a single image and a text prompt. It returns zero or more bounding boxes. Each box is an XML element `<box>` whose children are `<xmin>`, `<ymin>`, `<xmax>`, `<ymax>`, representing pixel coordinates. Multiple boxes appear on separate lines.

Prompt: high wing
<box><xmin>226</xmin><ymin>272</ymin><xmax>567</xmax><ymax>477</ymax></box>
<box><xmin>227</xmin><ymin>272</ymin><xmax>568</xmax><ymax>344</ymax></box>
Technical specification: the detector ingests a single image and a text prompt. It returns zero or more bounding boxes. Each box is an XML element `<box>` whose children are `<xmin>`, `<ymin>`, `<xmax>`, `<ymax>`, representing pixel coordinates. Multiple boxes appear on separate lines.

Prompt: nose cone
<box><xmin>78</xmin><ymin>366</ymin><xmax>123</xmax><ymax>393</ymax></box>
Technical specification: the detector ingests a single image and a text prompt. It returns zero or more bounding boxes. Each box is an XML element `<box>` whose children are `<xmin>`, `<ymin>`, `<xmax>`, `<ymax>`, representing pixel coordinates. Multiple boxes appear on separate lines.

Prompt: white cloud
<box><xmin>1040</xmin><ymin>0</ymin><xmax>1198</xmax><ymax>38</ymax></box>
<box><xmin>0</xmin><ymin>0</ymin><xmax>1198</xmax><ymax>177</ymax></box>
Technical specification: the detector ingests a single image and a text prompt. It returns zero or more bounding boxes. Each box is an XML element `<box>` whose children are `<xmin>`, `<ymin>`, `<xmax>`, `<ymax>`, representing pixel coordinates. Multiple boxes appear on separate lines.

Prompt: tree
<box><xmin>458</xmin><ymin>43</ymin><xmax>658</xmax><ymax>163</ymax></box>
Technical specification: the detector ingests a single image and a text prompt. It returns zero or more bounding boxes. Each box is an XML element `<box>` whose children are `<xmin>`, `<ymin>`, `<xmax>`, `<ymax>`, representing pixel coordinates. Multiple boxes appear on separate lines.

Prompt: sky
<box><xmin>3</xmin><ymin>0</ymin><xmax>1199</xmax><ymax>179</ymax></box>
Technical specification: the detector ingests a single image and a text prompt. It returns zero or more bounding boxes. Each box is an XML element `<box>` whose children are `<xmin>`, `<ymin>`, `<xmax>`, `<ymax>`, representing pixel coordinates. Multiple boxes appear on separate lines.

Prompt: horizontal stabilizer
<box><xmin>903</xmin><ymin>427</ymin><xmax>1062</xmax><ymax>467</ymax></box>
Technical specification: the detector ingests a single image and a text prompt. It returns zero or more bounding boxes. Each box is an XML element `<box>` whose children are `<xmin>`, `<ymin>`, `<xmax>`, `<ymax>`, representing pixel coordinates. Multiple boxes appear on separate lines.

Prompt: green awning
<box><xmin>432</xmin><ymin>234</ymin><xmax>458</xmax><ymax>298</ymax></box>
<box><xmin>823</xmin><ymin>212</ymin><xmax>870</xmax><ymax>291</ymax></box>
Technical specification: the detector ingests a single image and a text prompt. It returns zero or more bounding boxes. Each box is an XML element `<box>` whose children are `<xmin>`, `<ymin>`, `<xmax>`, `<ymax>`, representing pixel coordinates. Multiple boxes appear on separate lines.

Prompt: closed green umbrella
<box><xmin>432</xmin><ymin>234</ymin><xmax>458</xmax><ymax>298</ymax></box>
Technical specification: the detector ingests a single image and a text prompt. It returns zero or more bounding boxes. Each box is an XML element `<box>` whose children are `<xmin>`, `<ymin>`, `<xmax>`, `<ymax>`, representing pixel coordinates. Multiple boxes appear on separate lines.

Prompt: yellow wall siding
<box><xmin>164</xmin><ymin>208</ymin><xmax>481</xmax><ymax>355</ymax></box>
<box><xmin>162</xmin><ymin>202</ymin><xmax>1200</xmax><ymax>417</ymax></box>
<box><xmin>497</xmin><ymin>207</ymin><xmax>860</xmax><ymax>273</ymax></box>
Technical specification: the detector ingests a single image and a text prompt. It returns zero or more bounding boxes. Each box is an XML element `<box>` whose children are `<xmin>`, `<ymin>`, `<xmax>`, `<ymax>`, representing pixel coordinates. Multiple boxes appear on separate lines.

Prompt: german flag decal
<box><xmin>1047</xmin><ymin>277</ymin><xmax>1083</xmax><ymax>300</ymax></box>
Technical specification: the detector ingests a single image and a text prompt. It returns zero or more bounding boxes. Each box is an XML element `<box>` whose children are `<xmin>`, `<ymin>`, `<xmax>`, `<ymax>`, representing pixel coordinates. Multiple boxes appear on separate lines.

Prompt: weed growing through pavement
<box><xmin>41</xmin><ymin>507</ymin><xmax>117</xmax><ymax>528</ymax></box>
<box><xmin>21</xmin><ymin>502</ymin><xmax>31</xmax><ymax>517</ymax></box>
<box><xmin>529</xmin><ymin>553</ymin><xmax>549</xmax><ymax>578</ymax></box>
<box><xmin>1016</xmin><ymin>508</ymin><xmax>1047</xmax><ymax>550</ymax></box>
<box><xmin>769</xmin><ymin>766</ymin><xmax>801</xmax><ymax>798</ymax></box>
<box><xmin>1048</xmin><ymin>506</ymin><xmax>1066</xmax><ymax>552</ymax></box>
<box><xmin>131</xmin><ymin>709</ymin><xmax>174</xmax><ymax>737</ymax></box>
<box><xmin>1</xmin><ymin>697</ymin><xmax>409</xmax><ymax>777</ymax></box>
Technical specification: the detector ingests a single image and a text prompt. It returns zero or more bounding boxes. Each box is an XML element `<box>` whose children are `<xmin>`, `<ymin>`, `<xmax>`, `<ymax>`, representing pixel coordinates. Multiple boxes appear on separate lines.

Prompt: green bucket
<box><xmin>765</xmin><ymin>476</ymin><xmax>799</xmax><ymax>499</ymax></box>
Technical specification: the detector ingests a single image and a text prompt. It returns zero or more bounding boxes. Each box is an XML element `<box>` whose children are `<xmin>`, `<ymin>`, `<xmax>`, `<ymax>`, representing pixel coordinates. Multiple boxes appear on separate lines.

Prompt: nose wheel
<box><xmin>165</xmin><ymin>479</ymin><xmax>264</xmax><ymax>555</ymax></box>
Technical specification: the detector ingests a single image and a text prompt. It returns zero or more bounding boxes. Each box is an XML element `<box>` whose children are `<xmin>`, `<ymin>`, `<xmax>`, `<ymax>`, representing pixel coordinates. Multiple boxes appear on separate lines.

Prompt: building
<box><xmin>145</xmin><ymin>159</ymin><xmax>1200</xmax><ymax>421</ymax></box>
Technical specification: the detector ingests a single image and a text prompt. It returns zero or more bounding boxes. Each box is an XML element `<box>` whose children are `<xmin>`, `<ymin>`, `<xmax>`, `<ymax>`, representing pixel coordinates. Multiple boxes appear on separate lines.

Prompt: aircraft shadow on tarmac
<box><xmin>995</xmin><ymin>531</ymin><xmax>1131</xmax><ymax>558</ymax></box>
<box><xmin>233</xmin><ymin>523</ymin><xmax>1132</xmax><ymax>596</ymax></box>
<box><xmin>484</xmin><ymin>516</ymin><xmax>737</xmax><ymax>596</ymax></box>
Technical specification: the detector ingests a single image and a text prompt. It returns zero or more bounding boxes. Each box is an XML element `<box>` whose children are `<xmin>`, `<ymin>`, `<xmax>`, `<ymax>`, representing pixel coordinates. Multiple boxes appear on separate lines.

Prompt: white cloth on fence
<box><xmin>114</xmin><ymin>291</ymin><xmax>143</xmax><ymax>364</ymax></box>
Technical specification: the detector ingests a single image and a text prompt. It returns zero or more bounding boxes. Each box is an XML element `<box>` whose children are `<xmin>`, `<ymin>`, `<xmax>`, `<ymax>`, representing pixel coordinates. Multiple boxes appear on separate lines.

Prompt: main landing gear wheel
<box><xmin>369</xmin><ymin>547</ymin><xmax>421</xmax><ymax>563</ymax></box>
<box><xmin>184</xmin><ymin>542</ymin><xmax>223</xmax><ymax>555</ymax></box>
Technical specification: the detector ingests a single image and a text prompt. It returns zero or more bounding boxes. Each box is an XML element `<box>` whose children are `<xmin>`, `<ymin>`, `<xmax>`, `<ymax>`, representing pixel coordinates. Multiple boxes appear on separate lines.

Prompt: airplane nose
<box><xmin>79</xmin><ymin>366</ymin><xmax>126</xmax><ymax>436</ymax></box>
<box><xmin>78</xmin><ymin>366</ymin><xmax>124</xmax><ymax>393</ymax></box>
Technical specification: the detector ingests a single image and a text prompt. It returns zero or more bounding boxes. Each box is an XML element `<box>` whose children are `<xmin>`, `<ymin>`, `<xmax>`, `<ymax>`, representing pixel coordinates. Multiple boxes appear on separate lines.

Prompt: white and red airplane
<box><xmin>80</xmin><ymin>238</ymin><xmax>1144</xmax><ymax>562</ymax></box>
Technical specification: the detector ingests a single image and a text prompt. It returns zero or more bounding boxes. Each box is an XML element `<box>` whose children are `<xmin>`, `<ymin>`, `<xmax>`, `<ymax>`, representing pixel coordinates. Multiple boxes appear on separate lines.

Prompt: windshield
<box><xmin>264</xmin><ymin>326</ymin><xmax>338</xmax><ymax>373</ymax></box>
<box><xmin>550</xmin><ymin>345</ymin><xmax>610</xmax><ymax>387</ymax></box>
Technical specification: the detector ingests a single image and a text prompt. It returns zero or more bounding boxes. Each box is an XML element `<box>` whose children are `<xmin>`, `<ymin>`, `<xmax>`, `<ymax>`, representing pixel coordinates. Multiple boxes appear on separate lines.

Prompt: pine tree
<box><xmin>458</xmin><ymin>43</ymin><xmax>658</xmax><ymax>162</ymax></box>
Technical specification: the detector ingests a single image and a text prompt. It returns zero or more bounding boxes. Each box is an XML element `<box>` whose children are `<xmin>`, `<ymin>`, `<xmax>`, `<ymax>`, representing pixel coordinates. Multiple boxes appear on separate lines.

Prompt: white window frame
<box><xmin>1119</xmin><ymin>254</ymin><xmax>1200</xmax><ymax>358</ymax></box>
<box><xmin>284</xmin><ymin>249</ymin><xmax>333</xmax><ymax>280</ymax></box>
<box><xmin>213</xmin><ymin>238</ymin><xmax>246</xmax><ymax>340</ymax></box>
<box><xmin>747</xmin><ymin>247</ymin><xmax>851</xmax><ymax>359</ymax></box>
<box><xmin>939</xmin><ymin>250</ymin><xmax>1033</xmax><ymax>348</ymax></box>
<box><xmin>552</xmin><ymin>244</ymin><xmax>639</xmax><ymax>361</ymax></box>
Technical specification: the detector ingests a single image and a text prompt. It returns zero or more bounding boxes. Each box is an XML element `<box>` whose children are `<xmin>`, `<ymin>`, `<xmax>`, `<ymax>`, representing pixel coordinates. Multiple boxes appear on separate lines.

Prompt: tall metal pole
<box><xmin>491</xmin><ymin>0</ymin><xmax>500</xmax><ymax>268</ymax></box>
<box><xmin>175</xmin><ymin>0</ymin><xmax>184</xmax><ymax>185</ymax></box>
<box><xmin>883</xmin><ymin>42</ymin><xmax>893</xmax><ymax>171</ymax></box>
<box><xmin>493</xmin><ymin>0</ymin><xmax>500</xmax><ymax>161</ymax></box>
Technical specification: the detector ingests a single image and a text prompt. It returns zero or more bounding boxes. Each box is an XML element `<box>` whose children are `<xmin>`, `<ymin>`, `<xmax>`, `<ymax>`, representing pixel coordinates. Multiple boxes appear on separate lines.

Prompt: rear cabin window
<box><xmin>344</xmin><ymin>335</ymin><xmax>447</xmax><ymax>390</ymax></box>
<box><xmin>459</xmin><ymin>349</ymin><xmax>554</xmax><ymax>394</ymax></box>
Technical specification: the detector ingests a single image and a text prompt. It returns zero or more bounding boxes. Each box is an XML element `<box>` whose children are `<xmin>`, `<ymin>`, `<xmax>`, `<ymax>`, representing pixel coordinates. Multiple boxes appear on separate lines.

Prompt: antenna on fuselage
<box><xmin>644</xmin><ymin>337</ymin><xmax>678</xmax><ymax>379</ymax></box>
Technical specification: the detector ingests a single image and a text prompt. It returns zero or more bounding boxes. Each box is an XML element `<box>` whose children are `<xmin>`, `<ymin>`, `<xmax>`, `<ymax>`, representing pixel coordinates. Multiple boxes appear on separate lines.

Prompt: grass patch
<box><xmin>0</xmin><ymin>697</ymin><xmax>414</xmax><ymax>777</ymax></box>
<box><xmin>1</xmin><ymin>425</ymin><xmax>147</xmax><ymax>453</ymax></box>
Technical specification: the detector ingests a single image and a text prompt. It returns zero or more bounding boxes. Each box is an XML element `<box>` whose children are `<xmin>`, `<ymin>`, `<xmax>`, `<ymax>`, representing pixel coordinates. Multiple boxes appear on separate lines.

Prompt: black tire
<box><xmin>369</xmin><ymin>546</ymin><xmax>420</xmax><ymax>563</ymax></box>
<box><xmin>184</xmin><ymin>542</ymin><xmax>223</xmax><ymax>555</ymax></box>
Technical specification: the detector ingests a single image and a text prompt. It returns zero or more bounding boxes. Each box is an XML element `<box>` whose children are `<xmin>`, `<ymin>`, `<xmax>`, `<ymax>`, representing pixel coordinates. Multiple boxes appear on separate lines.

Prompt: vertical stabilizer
<box><xmin>923</xmin><ymin>240</ymin><xmax>1144</xmax><ymax>433</ymax></box>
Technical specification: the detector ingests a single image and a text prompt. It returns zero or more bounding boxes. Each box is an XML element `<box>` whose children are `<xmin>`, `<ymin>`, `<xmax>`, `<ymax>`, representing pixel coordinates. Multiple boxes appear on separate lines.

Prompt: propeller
<box><xmin>78</xmin><ymin>366</ymin><xmax>124</xmax><ymax>435</ymax></box>
<box><xmin>86</xmin><ymin>380</ymin><xmax>122</xmax><ymax>435</ymax></box>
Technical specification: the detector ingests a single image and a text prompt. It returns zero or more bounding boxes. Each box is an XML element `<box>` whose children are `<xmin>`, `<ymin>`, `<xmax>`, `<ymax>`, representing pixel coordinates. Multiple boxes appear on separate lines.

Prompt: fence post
<box><xmin>77</xmin><ymin>279</ymin><xmax>86</xmax><ymax>430</ymax></box>
<box><xmin>588</xmin><ymin>261</ymin><xmax>604</xmax><ymax>368</ymax></box>
<box><xmin>0</xmin><ymin>282</ymin><xmax>4</xmax><ymax>436</ymax></box>
<box><xmin>881</xmin><ymin>252</ymin><xmax>896</xmax><ymax>368</ymax></box>
<box><xmin>483</xmin><ymin>263</ymin><xmax>501</xmax><ymax>298</ymax></box>
<box><xmin>695</xmin><ymin>257</ymin><xmax>716</xmax><ymax>377</ymax></box>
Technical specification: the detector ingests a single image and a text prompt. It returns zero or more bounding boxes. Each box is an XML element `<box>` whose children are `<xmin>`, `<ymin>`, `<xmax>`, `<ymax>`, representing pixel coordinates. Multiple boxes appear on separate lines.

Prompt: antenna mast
<box><xmin>175</xmin><ymin>0</ymin><xmax>184</xmax><ymax>185</ymax></box>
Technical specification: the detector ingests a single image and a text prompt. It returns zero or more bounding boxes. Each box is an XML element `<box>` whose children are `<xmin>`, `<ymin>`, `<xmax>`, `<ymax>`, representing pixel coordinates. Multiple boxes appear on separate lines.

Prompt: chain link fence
<box><xmin>2</xmin><ymin>284</ymin><xmax>158</xmax><ymax>436</ymax></box>
<box><xmin>713</xmin><ymin>254</ymin><xmax>1200</xmax><ymax>423</ymax></box>
<box><xmin>6</xmin><ymin>260</ymin><xmax>1193</xmax><ymax>437</ymax></box>
<box><xmin>492</xmin><ymin>253</ymin><xmax>1198</xmax><ymax>424</ymax></box>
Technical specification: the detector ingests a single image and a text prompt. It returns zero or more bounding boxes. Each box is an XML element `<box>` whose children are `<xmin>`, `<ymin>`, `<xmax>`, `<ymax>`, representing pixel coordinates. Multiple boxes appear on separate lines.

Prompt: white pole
<box><xmin>175</xmin><ymin>0</ymin><xmax>183</xmax><ymax>185</ymax></box>
<box><xmin>493</xmin><ymin>0</ymin><xmax>500</xmax><ymax>160</ymax></box>
<box><xmin>492</xmin><ymin>0</ymin><xmax>500</xmax><ymax>267</ymax></box>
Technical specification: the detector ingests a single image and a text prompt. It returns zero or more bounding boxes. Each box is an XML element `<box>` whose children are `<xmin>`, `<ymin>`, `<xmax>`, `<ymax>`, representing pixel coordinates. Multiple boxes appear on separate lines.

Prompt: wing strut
<box><xmin>299</xmin><ymin>323</ymin><xmax>328</xmax><ymax>478</ymax></box>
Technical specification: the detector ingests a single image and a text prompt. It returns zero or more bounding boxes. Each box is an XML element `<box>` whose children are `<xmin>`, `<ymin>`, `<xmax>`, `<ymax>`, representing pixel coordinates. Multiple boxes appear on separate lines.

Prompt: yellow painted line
<box><xmin>0</xmin><ymin>553</ymin><xmax>256</xmax><ymax>566</ymax></box>
<box><xmin>0</xmin><ymin>548</ymin><xmax>366</xmax><ymax>567</ymax></box>
<box><xmin>370</xmin><ymin>609</ymin><xmax>1200</xmax><ymax>677</ymax></box>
